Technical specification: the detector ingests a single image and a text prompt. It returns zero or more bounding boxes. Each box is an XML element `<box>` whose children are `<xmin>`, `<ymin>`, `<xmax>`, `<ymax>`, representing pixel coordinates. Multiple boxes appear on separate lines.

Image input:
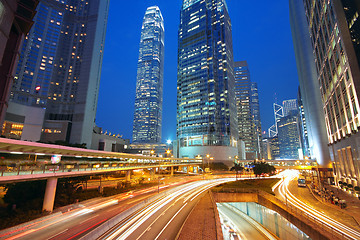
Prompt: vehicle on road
<box><xmin>297</xmin><ymin>176</ymin><xmax>306</xmax><ymax>187</ymax></box>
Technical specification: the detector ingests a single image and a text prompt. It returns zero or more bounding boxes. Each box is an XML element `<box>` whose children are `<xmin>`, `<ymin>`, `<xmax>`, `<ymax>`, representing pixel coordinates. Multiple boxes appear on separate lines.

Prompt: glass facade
<box><xmin>11</xmin><ymin>0</ymin><xmax>66</xmax><ymax>107</ymax></box>
<box><xmin>132</xmin><ymin>6</ymin><xmax>164</xmax><ymax>144</ymax></box>
<box><xmin>177</xmin><ymin>0</ymin><xmax>238</xmax><ymax>157</ymax></box>
<box><xmin>251</xmin><ymin>82</ymin><xmax>262</xmax><ymax>158</ymax></box>
<box><xmin>44</xmin><ymin>0</ymin><xmax>109</xmax><ymax>147</ymax></box>
<box><xmin>282</xmin><ymin>99</ymin><xmax>298</xmax><ymax>117</ymax></box>
<box><xmin>297</xmin><ymin>88</ymin><xmax>311</xmax><ymax>158</ymax></box>
<box><xmin>234</xmin><ymin>61</ymin><xmax>262</xmax><ymax>159</ymax></box>
<box><xmin>10</xmin><ymin>0</ymin><xmax>110</xmax><ymax>147</ymax></box>
<box><xmin>278</xmin><ymin>112</ymin><xmax>301</xmax><ymax>159</ymax></box>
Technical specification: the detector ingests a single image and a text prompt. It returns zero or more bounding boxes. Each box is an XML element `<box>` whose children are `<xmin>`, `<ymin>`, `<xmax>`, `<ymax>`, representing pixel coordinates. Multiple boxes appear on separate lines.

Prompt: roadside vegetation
<box><xmin>212</xmin><ymin>178</ymin><xmax>280</xmax><ymax>195</ymax></box>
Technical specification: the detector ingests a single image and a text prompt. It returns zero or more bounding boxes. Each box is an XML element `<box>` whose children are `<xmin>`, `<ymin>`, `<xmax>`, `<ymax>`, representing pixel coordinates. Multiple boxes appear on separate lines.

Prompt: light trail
<box><xmin>278</xmin><ymin>170</ymin><xmax>360</xmax><ymax>240</ymax></box>
<box><xmin>0</xmin><ymin>182</ymin><xmax>177</xmax><ymax>240</ymax></box>
<box><xmin>101</xmin><ymin>178</ymin><xmax>234</xmax><ymax>240</ymax></box>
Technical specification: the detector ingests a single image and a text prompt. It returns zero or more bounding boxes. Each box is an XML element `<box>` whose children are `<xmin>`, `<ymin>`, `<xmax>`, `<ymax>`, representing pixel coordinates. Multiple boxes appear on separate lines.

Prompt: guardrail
<box><xmin>0</xmin><ymin>162</ymin><xmax>199</xmax><ymax>178</ymax></box>
<box><xmin>213</xmin><ymin>188</ymin><xmax>354</xmax><ymax>240</ymax></box>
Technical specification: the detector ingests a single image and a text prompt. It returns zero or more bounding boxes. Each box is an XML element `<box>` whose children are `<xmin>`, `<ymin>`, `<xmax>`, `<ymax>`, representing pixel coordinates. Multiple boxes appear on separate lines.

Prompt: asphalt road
<box><xmin>98</xmin><ymin>179</ymin><xmax>233</xmax><ymax>240</ymax></box>
<box><xmin>0</xmin><ymin>189</ymin><xmax>155</xmax><ymax>240</ymax></box>
<box><xmin>0</xmin><ymin>176</ymin><xmax>203</xmax><ymax>240</ymax></box>
<box><xmin>217</xmin><ymin>203</ymin><xmax>276</xmax><ymax>240</ymax></box>
<box><xmin>274</xmin><ymin>170</ymin><xmax>360</xmax><ymax>240</ymax></box>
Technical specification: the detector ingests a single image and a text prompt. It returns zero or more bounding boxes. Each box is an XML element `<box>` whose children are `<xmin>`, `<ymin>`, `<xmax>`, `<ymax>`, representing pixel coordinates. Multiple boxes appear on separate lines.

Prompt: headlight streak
<box><xmin>278</xmin><ymin>170</ymin><xmax>360</xmax><ymax>240</ymax></box>
<box><xmin>102</xmin><ymin>178</ymin><xmax>234</xmax><ymax>240</ymax></box>
<box><xmin>220</xmin><ymin>203</ymin><xmax>277</xmax><ymax>240</ymax></box>
<box><xmin>153</xmin><ymin>202</ymin><xmax>188</xmax><ymax>240</ymax></box>
<box><xmin>218</xmin><ymin>208</ymin><xmax>246</xmax><ymax>240</ymax></box>
<box><xmin>103</xmin><ymin>183</ymin><xmax>206</xmax><ymax>239</ymax></box>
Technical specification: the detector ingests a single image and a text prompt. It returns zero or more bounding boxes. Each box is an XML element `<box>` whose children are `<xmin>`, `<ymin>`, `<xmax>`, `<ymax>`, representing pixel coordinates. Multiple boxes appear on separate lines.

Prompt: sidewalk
<box><xmin>318</xmin><ymin>183</ymin><xmax>360</xmax><ymax>227</ymax></box>
<box><xmin>296</xmin><ymin>181</ymin><xmax>360</xmax><ymax>231</ymax></box>
<box><xmin>177</xmin><ymin>191</ymin><xmax>223</xmax><ymax>240</ymax></box>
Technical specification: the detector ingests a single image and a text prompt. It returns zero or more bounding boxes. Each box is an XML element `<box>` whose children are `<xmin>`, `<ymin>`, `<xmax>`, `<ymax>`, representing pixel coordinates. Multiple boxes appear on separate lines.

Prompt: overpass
<box><xmin>236</xmin><ymin>159</ymin><xmax>318</xmax><ymax>170</ymax></box>
<box><xmin>0</xmin><ymin>138</ymin><xmax>202</xmax><ymax>211</ymax></box>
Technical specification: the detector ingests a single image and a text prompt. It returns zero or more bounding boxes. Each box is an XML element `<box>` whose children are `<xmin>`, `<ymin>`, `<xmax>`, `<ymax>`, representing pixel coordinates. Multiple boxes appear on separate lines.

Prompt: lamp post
<box><xmin>206</xmin><ymin>154</ymin><xmax>210</xmax><ymax>171</ymax></box>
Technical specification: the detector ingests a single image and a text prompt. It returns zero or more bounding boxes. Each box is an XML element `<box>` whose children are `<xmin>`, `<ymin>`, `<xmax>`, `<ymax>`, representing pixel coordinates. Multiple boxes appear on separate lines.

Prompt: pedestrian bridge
<box><xmin>236</xmin><ymin>159</ymin><xmax>317</xmax><ymax>170</ymax></box>
<box><xmin>0</xmin><ymin>138</ymin><xmax>201</xmax><ymax>183</ymax></box>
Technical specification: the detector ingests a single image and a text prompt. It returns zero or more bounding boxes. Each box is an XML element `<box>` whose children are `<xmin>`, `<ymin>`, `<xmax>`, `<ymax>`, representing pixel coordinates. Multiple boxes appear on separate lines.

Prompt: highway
<box><xmin>0</xmin><ymin>177</ymin><xmax>198</xmax><ymax>240</ymax></box>
<box><xmin>0</xmin><ymin>188</ymin><xmax>158</xmax><ymax>240</ymax></box>
<box><xmin>95</xmin><ymin>178</ymin><xmax>234</xmax><ymax>240</ymax></box>
<box><xmin>217</xmin><ymin>203</ymin><xmax>277</xmax><ymax>240</ymax></box>
<box><xmin>275</xmin><ymin>170</ymin><xmax>360</xmax><ymax>240</ymax></box>
<box><xmin>0</xmin><ymin>177</ymin><xmax>233</xmax><ymax>240</ymax></box>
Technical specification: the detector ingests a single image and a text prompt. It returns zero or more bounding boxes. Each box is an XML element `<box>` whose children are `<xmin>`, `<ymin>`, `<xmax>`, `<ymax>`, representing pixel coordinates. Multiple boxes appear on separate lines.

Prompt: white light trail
<box><xmin>278</xmin><ymin>170</ymin><xmax>360</xmax><ymax>240</ymax></box>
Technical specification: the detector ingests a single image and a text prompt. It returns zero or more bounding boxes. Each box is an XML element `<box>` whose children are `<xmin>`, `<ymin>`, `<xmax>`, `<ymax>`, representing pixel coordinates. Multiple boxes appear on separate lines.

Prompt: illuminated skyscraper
<box><xmin>177</xmin><ymin>0</ymin><xmax>238</xmax><ymax>164</ymax></box>
<box><xmin>132</xmin><ymin>6</ymin><xmax>164</xmax><ymax>144</ymax></box>
<box><xmin>234</xmin><ymin>61</ymin><xmax>253</xmax><ymax>158</ymax></box>
<box><xmin>282</xmin><ymin>99</ymin><xmax>298</xmax><ymax>117</ymax></box>
<box><xmin>234</xmin><ymin>61</ymin><xmax>262</xmax><ymax>159</ymax></box>
<box><xmin>290</xmin><ymin>0</ymin><xmax>360</xmax><ymax>182</ymax></box>
<box><xmin>278</xmin><ymin>111</ymin><xmax>301</xmax><ymax>159</ymax></box>
<box><xmin>11</xmin><ymin>1</ymin><xmax>66</xmax><ymax>107</ymax></box>
<box><xmin>251</xmin><ymin>82</ymin><xmax>262</xmax><ymax>158</ymax></box>
<box><xmin>6</xmin><ymin>0</ymin><xmax>110</xmax><ymax>147</ymax></box>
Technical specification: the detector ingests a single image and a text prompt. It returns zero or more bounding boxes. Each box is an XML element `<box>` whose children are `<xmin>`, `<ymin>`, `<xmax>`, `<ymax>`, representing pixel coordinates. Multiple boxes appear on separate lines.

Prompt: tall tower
<box><xmin>282</xmin><ymin>99</ymin><xmax>298</xmax><ymax>117</ymax></box>
<box><xmin>0</xmin><ymin>0</ymin><xmax>38</xmax><ymax>127</ymax></box>
<box><xmin>290</xmin><ymin>0</ymin><xmax>360</xmax><ymax>185</ymax></box>
<box><xmin>132</xmin><ymin>6</ymin><xmax>164</xmax><ymax>144</ymax></box>
<box><xmin>177</xmin><ymin>0</ymin><xmax>238</xmax><ymax>165</ymax></box>
<box><xmin>234</xmin><ymin>61</ymin><xmax>253</xmax><ymax>158</ymax></box>
<box><xmin>10</xmin><ymin>0</ymin><xmax>110</xmax><ymax>147</ymax></box>
<box><xmin>278</xmin><ymin>111</ymin><xmax>301</xmax><ymax>159</ymax></box>
<box><xmin>11</xmin><ymin>1</ymin><xmax>66</xmax><ymax>108</ymax></box>
<box><xmin>234</xmin><ymin>61</ymin><xmax>262</xmax><ymax>159</ymax></box>
<box><xmin>251</xmin><ymin>82</ymin><xmax>262</xmax><ymax>159</ymax></box>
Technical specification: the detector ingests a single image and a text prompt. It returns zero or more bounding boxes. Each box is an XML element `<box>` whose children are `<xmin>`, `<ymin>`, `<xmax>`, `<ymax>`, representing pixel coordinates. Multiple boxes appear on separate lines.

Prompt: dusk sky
<box><xmin>96</xmin><ymin>0</ymin><xmax>300</xmax><ymax>142</ymax></box>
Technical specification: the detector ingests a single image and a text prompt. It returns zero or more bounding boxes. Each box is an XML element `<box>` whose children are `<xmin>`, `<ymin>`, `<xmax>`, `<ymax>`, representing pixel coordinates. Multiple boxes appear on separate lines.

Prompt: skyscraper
<box><xmin>290</xmin><ymin>0</ymin><xmax>360</xmax><ymax>185</ymax></box>
<box><xmin>11</xmin><ymin>1</ymin><xmax>66</xmax><ymax>108</ymax></box>
<box><xmin>289</xmin><ymin>0</ymin><xmax>331</xmax><ymax>167</ymax></box>
<box><xmin>278</xmin><ymin>111</ymin><xmax>301</xmax><ymax>159</ymax></box>
<box><xmin>0</xmin><ymin>0</ymin><xmax>38</xmax><ymax>127</ymax></box>
<box><xmin>251</xmin><ymin>82</ymin><xmax>262</xmax><ymax>158</ymax></box>
<box><xmin>234</xmin><ymin>61</ymin><xmax>253</xmax><ymax>159</ymax></box>
<box><xmin>234</xmin><ymin>61</ymin><xmax>262</xmax><ymax>159</ymax></box>
<box><xmin>298</xmin><ymin>88</ymin><xmax>311</xmax><ymax>158</ymax></box>
<box><xmin>177</xmin><ymin>0</ymin><xmax>238</xmax><ymax>164</ymax></box>
<box><xmin>6</xmin><ymin>0</ymin><xmax>110</xmax><ymax>147</ymax></box>
<box><xmin>282</xmin><ymin>99</ymin><xmax>298</xmax><ymax>117</ymax></box>
<box><xmin>132</xmin><ymin>6</ymin><xmax>164</xmax><ymax>144</ymax></box>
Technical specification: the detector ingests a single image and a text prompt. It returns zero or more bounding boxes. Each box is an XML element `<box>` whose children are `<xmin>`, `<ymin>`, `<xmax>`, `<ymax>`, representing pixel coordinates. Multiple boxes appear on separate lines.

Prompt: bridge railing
<box><xmin>0</xmin><ymin>161</ymin><xmax>200</xmax><ymax>177</ymax></box>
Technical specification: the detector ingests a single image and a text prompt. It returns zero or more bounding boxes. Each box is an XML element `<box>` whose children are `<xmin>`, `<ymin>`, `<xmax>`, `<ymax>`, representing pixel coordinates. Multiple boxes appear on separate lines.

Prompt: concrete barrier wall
<box><xmin>212</xmin><ymin>191</ymin><xmax>340</xmax><ymax>240</ymax></box>
<box><xmin>212</xmin><ymin>192</ymin><xmax>258</xmax><ymax>203</ymax></box>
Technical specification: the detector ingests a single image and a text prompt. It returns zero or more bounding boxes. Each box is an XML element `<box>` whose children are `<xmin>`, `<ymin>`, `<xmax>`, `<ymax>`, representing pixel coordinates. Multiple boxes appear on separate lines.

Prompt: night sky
<box><xmin>96</xmin><ymin>0</ymin><xmax>299</xmax><ymax>142</ymax></box>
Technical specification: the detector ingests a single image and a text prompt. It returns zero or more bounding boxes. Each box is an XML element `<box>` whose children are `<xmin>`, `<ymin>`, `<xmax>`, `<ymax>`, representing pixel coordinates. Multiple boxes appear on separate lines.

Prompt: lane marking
<box><xmin>154</xmin><ymin>203</ymin><xmax>188</xmax><ymax>240</ymax></box>
<box><xmin>79</xmin><ymin>214</ymin><xmax>99</xmax><ymax>224</ymax></box>
<box><xmin>46</xmin><ymin>228</ymin><xmax>68</xmax><ymax>240</ymax></box>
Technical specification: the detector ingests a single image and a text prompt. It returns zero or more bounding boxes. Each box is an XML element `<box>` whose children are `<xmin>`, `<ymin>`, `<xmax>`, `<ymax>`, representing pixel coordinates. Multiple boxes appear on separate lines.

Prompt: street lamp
<box><xmin>166</xmin><ymin>149</ymin><xmax>171</xmax><ymax>154</ymax></box>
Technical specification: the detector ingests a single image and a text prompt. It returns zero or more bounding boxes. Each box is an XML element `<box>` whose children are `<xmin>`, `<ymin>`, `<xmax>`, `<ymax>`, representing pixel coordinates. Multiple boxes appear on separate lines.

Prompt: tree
<box><xmin>252</xmin><ymin>161</ymin><xmax>276</xmax><ymax>177</ymax></box>
<box><xmin>3</xmin><ymin>180</ymin><xmax>46</xmax><ymax>211</ymax></box>
<box><xmin>230</xmin><ymin>163</ymin><xmax>244</xmax><ymax>180</ymax></box>
<box><xmin>54</xmin><ymin>177</ymin><xmax>85</xmax><ymax>207</ymax></box>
